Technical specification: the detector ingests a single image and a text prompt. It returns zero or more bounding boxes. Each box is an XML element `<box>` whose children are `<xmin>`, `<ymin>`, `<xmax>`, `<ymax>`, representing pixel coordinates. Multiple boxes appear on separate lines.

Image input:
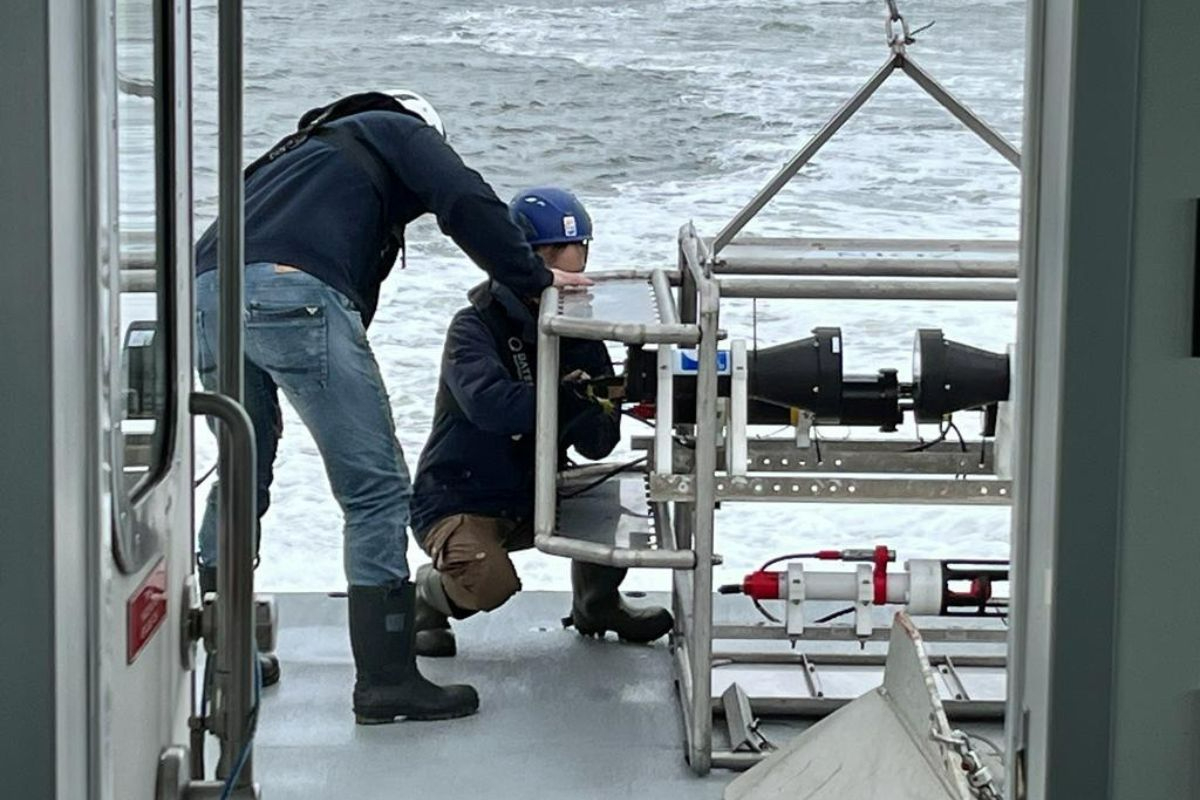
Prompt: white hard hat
<box><xmin>386</xmin><ymin>89</ymin><xmax>445</xmax><ymax>138</ymax></box>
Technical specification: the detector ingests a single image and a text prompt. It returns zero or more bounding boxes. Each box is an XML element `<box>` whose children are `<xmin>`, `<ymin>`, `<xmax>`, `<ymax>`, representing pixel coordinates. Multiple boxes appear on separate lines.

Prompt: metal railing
<box><xmin>533</xmin><ymin>269</ymin><xmax>702</xmax><ymax>569</ymax></box>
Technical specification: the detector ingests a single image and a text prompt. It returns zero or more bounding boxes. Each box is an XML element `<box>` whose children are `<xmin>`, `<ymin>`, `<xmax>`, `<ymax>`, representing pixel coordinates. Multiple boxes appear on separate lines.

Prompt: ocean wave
<box><xmin>757</xmin><ymin>20</ymin><xmax>816</xmax><ymax>34</ymax></box>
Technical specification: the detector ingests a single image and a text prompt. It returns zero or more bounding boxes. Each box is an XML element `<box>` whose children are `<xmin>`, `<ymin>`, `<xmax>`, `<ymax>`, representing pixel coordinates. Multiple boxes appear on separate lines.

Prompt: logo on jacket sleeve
<box><xmin>563</xmin><ymin>215</ymin><xmax>577</xmax><ymax>237</ymax></box>
<box><xmin>507</xmin><ymin>336</ymin><xmax>533</xmax><ymax>384</ymax></box>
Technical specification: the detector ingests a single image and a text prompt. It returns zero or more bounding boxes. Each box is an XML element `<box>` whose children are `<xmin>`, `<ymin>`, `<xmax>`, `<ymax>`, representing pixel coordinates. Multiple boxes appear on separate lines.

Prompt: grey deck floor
<box><xmin>254</xmin><ymin>591</ymin><xmax>734</xmax><ymax>800</ymax></box>
<box><xmin>252</xmin><ymin>591</ymin><xmax>1006</xmax><ymax>799</ymax></box>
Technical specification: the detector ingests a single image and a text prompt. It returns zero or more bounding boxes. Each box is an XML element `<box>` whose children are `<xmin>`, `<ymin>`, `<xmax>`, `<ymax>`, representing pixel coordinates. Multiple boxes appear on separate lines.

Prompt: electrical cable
<box><xmin>964</xmin><ymin>731</ymin><xmax>1006</xmax><ymax>762</ymax></box>
<box><xmin>200</xmin><ymin>650</ymin><xmax>213</xmax><ymax>743</ymax></box>
<box><xmin>218</xmin><ymin>652</ymin><xmax>263</xmax><ymax>800</ymax></box>
<box><xmin>947</xmin><ymin>419</ymin><xmax>968</xmax><ymax>452</ymax></box>
<box><xmin>813</xmin><ymin>606</ymin><xmax>856</xmax><ymax>624</ymax></box>
<box><xmin>747</xmin><ymin>552</ymin><xmax>827</xmax><ymax>623</ymax></box>
<box><xmin>752</xmin><ymin>597</ymin><xmax>781</xmax><ymax>623</ymax></box>
<box><xmin>907</xmin><ymin>420</ymin><xmax>948</xmax><ymax>452</ymax></box>
<box><xmin>909</xmin><ymin>19</ymin><xmax>936</xmax><ymax>38</ymax></box>
<box><xmin>754</xmin><ymin>424</ymin><xmax>793</xmax><ymax>440</ymax></box>
<box><xmin>906</xmin><ymin>432</ymin><xmax>947</xmax><ymax>452</ymax></box>
<box><xmin>194</xmin><ymin>462</ymin><xmax>218</xmax><ymax>488</ymax></box>
<box><xmin>758</xmin><ymin>552</ymin><xmax>823</xmax><ymax>571</ymax></box>
<box><xmin>558</xmin><ymin>455</ymin><xmax>648</xmax><ymax>499</ymax></box>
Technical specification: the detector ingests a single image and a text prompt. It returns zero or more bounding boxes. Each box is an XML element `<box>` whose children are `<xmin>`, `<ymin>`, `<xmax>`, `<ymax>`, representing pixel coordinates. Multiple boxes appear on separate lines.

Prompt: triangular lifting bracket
<box><xmin>711</xmin><ymin>1</ymin><xmax>1021</xmax><ymax>255</ymax></box>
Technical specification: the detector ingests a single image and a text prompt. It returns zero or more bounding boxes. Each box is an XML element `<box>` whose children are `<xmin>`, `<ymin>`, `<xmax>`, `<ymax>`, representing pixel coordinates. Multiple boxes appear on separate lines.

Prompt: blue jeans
<box><xmin>195</xmin><ymin>263</ymin><xmax>411</xmax><ymax>586</ymax></box>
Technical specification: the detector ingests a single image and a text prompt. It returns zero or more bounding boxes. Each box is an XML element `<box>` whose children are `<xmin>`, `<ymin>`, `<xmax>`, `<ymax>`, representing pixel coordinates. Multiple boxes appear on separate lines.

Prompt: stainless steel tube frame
<box><xmin>533</xmin><ymin>288</ymin><xmax>560</xmax><ymax>549</ymax></box>
<box><xmin>218</xmin><ymin>0</ymin><xmax>244</xmax><ymax>404</ymax></box>
<box><xmin>712</xmin><ymin>624</ymin><xmax>1007</xmax><ymax>644</ymax></box>
<box><xmin>653</xmin><ymin>344</ymin><xmax>674</xmax><ymax>475</ymax></box>
<box><xmin>711</xmin><ymin>56</ymin><xmax>898</xmax><ymax>253</ymax></box>
<box><xmin>651</xmin><ymin>268</ymin><xmax>681</xmax><ymax>324</ymax></box>
<box><xmin>207</xmin><ymin>0</ymin><xmax>251</xmax><ymax>785</ymax></box>
<box><xmin>711</xmin><ymin>236</ymin><xmax>1019</xmax><ymax>253</ymax></box>
<box><xmin>535</xmin><ymin>535</ymin><xmax>696</xmax><ymax>569</ymax></box>
<box><xmin>710</xmin><ymin>752</ymin><xmax>764</xmax><ymax>771</ymax></box>
<box><xmin>534</xmin><ymin>287</ymin><xmax>697</xmax><ymax>568</ymax></box>
<box><xmin>190</xmin><ymin>392</ymin><xmax>257</xmax><ymax>788</ymax></box>
<box><xmin>718</xmin><ymin>277</ymin><xmax>1018</xmax><ymax>301</ymax></box>
<box><xmin>636</xmin><ymin>435</ymin><xmax>999</xmax><ymax>476</ymax></box>
<box><xmin>649</xmin><ymin>473</ymin><xmax>1013</xmax><ymax>505</ymax></box>
<box><xmin>120</xmin><ymin>268</ymin><xmax>157</xmax><ymax>292</ymax></box>
<box><xmin>711</xmin><ymin>50</ymin><xmax>1019</xmax><ymax>254</ymax></box>
<box><xmin>677</xmin><ymin>260</ymin><xmax>697</xmax><ymax>324</ymax></box>
<box><xmin>679</xmin><ymin>222</ymin><xmax>713</xmax><ymax>283</ymax></box>
<box><xmin>712</xmin><ymin>257</ymin><xmax>1018</xmax><ymax>279</ymax></box>
<box><xmin>541</xmin><ymin>316</ymin><xmax>699</xmax><ymax>346</ymax></box>
<box><xmin>580</xmin><ymin>268</ymin><xmax>660</xmax><ymax>282</ymax></box>
<box><xmin>686</xmin><ymin>276</ymin><xmax>720</xmax><ymax>774</ymax></box>
<box><xmin>900</xmin><ymin>55</ymin><xmax>1021</xmax><ymax>169</ymax></box>
<box><xmin>727</xmin><ymin>340</ymin><xmax>748</xmax><ymax>476</ymax></box>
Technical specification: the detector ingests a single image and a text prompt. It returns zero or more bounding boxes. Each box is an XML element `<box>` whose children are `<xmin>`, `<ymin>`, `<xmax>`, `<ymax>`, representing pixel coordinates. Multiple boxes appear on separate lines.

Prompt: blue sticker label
<box><xmin>676</xmin><ymin>350</ymin><xmax>731</xmax><ymax>375</ymax></box>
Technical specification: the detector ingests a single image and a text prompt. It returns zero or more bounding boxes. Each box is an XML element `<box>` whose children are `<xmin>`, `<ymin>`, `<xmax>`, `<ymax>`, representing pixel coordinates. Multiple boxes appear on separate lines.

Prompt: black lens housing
<box><xmin>913</xmin><ymin>329</ymin><xmax>1010</xmax><ymax>423</ymax></box>
<box><xmin>750</xmin><ymin>327</ymin><xmax>843</xmax><ymax>421</ymax></box>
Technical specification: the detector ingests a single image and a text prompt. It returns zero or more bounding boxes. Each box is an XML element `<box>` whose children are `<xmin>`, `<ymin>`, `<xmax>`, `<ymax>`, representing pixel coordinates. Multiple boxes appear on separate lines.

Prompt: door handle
<box><xmin>189</xmin><ymin>391</ymin><xmax>257</xmax><ymax>789</ymax></box>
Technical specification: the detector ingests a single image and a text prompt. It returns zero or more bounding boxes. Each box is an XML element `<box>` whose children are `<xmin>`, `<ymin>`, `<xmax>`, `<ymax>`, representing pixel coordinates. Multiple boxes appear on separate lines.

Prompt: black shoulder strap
<box><xmin>244</xmin><ymin>92</ymin><xmax>405</xmax><ymax>181</ymax></box>
<box><xmin>242</xmin><ymin>92</ymin><xmax>410</xmax><ymax>252</ymax></box>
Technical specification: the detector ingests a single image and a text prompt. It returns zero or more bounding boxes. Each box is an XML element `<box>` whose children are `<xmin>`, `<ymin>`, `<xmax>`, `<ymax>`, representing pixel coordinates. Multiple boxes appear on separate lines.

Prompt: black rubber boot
<box><xmin>564</xmin><ymin>561</ymin><xmax>673</xmax><ymax>644</ymax></box>
<box><xmin>348</xmin><ymin>582</ymin><xmax>479</xmax><ymax>724</ymax></box>
<box><xmin>198</xmin><ymin>565</ymin><xmax>281</xmax><ymax>688</ymax></box>
<box><xmin>414</xmin><ymin>564</ymin><xmax>471</xmax><ymax>658</ymax></box>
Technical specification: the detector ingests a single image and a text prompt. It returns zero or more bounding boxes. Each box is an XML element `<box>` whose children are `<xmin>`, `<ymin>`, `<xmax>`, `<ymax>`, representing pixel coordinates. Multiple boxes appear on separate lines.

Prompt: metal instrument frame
<box><xmin>533</xmin><ymin>2</ymin><xmax>1018</xmax><ymax>774</ymax></box>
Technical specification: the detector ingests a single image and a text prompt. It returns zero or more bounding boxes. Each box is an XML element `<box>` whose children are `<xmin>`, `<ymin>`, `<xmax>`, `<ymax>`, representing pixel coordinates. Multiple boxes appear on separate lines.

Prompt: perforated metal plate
<box><xmin>557</xmin><ymin>277</ymin><xmax>663</xmax><ymax>326</ymax></box>
<box><xmin>556</xmin><ymin>475</ymin><xmax>660</xmax><ymax>551</ymax></box>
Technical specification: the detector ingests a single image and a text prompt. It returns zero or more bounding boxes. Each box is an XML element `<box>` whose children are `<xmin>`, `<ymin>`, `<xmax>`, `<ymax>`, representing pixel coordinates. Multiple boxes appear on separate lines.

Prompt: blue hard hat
<box><xmin>509</xmin><ymin>187</ymin><xmax>593</xmax><ymax>247</ymax></box>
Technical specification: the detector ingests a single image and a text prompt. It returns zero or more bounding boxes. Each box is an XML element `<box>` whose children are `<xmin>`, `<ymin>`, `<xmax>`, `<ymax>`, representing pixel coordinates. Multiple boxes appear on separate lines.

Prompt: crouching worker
<box><xmin>408</xmin><ymin>187</ymin><xmax>673</xmax><ymax>659</ymax></box>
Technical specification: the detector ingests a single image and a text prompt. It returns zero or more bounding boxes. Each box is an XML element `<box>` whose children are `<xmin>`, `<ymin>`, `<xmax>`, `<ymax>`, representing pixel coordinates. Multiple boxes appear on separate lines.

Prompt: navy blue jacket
<box><xmin>410</xmin><ymin>282</ymin><xmax>620</xmax><ymax>538</ymax></box>
<box><xmin>195</xmin><ymin>110</ymin><xmax>552</xmax><ymax>325</ymax></box>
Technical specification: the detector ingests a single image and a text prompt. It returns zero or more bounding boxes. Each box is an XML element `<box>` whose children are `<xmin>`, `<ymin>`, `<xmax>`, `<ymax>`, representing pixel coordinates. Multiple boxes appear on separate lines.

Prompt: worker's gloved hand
<box><xmin>550</xmin><ymin>268</ymin><xmax>593</xmax><ymax>291</ymax></box>
<box><xmin>559</xmin><ymin>370</ymin><xmax>596</xmax><ymax>417</ymax></box>
<box><xmin>559</xmin><ymin>370</ymin><xmax>591</xmax><ymax>413</ymax></box>
<box><xmin>559</xmin><ymin>370</ymin><xmax>614</xmax><ymax>420</ymax></box>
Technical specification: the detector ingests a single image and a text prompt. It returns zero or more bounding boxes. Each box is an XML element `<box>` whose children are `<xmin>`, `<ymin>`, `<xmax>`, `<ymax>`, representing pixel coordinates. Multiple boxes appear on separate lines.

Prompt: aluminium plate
<box><xmin>557</xmin><ymin>276</ymin><xmax>662</xmax><ymax>326</ymax></box>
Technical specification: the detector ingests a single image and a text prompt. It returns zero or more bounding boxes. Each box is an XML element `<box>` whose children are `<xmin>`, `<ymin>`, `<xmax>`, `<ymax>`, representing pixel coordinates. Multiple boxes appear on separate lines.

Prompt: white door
<box><xmin>101</xmin><ymin>0</ymin><xmax>197</xmax><ymax>794</ymax></box>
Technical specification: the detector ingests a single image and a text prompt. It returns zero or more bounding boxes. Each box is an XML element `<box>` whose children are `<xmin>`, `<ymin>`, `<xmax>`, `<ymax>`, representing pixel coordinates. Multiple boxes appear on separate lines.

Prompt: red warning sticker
<box><xmin>127</xmin><ymin>558</ymin><xmax>168</xmax><ymax>664</ymax></box>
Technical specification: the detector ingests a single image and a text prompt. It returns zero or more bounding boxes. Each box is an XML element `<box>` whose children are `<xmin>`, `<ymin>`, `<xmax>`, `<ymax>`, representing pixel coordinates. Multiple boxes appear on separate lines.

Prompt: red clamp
<box><xmin>873</xmin><ymin>544</ymin><xmax>890</xmax><ymax>605</ymax></box>
<box><xmin>741</xmin><ymin>570</ymin><xmax>783</xmax><ymax>601</ymax></box>
<box><xmin>627</xmin><ymin>403</ymin><xmax>656</xmax><ymax>421</ymax></box>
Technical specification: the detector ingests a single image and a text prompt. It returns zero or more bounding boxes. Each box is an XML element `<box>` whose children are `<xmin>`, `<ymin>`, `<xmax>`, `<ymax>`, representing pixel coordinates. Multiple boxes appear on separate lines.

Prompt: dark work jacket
<box><xmin>195</xmin><ymin>110</ymin><xmax>552</xmax><ymax>326</ymax></box>
<box><xmin>410</xmin><ymin>281</ymin><xmax>620</xmax><ymax>538</ymax></box>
